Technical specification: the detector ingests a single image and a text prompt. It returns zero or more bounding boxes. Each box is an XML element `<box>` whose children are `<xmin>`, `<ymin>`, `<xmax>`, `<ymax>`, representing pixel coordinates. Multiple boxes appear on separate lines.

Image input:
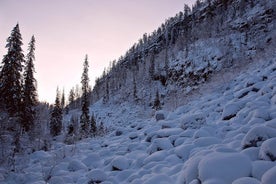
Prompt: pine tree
<box><xmin>90</xmin><ymin>114</ymin><xmax>97</xmax><ymax>136</ymax></box>
<box><xmin>80</xmin><ymin>55</ymin><xmax>90</xmax><ymax>137</ymax></box>
<box><xmin>0</xmin><ymin>24</ymin><xmax>25</xmax><ymax>116</ymax></box>
<box><xmin>133</xmin><ymin>74</ymin><xmax>138</xmax><ymax>102</ymax></box>
<box><xmin>61</xmin><ymin>88</ymin><xmax>65</xmax><ymax>109</ymax></box>
<box><xmin>153</xmin><ymin>90</ymin><xmax>161</xmax><ymax>110</ymax></box>
<box><xmin>50</xmin><ymin>88</ymin><xmax>63</xmax><ymax>136</ymax></box>
<box><xmin>22</xmin><ymin>35</ymin><xmax>38</xmax><ymax>132</ymax></box>
<box><xmin>68</xmin><ymin>88</ymin><xmax>75</xmax><ymax>109</ymax></box>
<box><xmin>149</xmin><ymin>53</ymin><xmax>155</xmax><ymax>80</ymax></box>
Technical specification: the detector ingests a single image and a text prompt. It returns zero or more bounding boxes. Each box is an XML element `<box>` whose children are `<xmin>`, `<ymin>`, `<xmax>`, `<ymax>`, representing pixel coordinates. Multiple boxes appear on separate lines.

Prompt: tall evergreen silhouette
<box><xmin>0</xmin><ymin>24</ymin><xmax>25</xmax><ymax>116</ymax></box>
<box><xmin>22</xmin><ymin>35</ymin><xmax>38</xmax><ymax>131</ymax></box>
<box><xmin>50</xmin><ymin>88</ymin><xmax>63</xmax><ymax>136</ymax></box>
<box><xmin>80</xmin><ymin>55</ymin><xmax>90</xmax><ymax>137</ymax></box>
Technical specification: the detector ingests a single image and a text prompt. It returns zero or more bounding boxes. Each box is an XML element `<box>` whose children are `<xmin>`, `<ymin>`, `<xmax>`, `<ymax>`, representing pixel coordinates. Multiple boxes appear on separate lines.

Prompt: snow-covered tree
<box><xmin>22</xmin><ymin>35</ymin><xmax>38</xmax><ymax>132</ymax></box>
<box><xmin>80</xmin><ymin>55</ymin><xmax>90</xmax><ymax>137</ymax></box>
<box><xmin>153</xmin><ymin>90</ymin><xmax>161</xmax><ymax>110</ymax></box>
<box><xmin>61</xmin><ymin>88</ymin><xmax>65</xmax><ymax>109</ymax></box>
<box><xmin>50</xmin><ymin>88</ymin><xmax>63</xmax><ymax>137</ymax></box>
<box><xmin>90</xmin><ymin>114</ymin><xmax>97</xmax><ymax>136</ymax></box>
<box><xmin>0</xmin><ymin>24</ymin><xmax>25</xmax><ymax>117</ymax></box>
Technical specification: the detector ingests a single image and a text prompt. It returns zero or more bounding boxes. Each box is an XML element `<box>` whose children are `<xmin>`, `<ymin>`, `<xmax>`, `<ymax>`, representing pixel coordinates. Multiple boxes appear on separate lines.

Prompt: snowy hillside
<box><xmin>2</xmin><ymin>57</ymin><xmax>275</xmax><ymax>183</ymax></box>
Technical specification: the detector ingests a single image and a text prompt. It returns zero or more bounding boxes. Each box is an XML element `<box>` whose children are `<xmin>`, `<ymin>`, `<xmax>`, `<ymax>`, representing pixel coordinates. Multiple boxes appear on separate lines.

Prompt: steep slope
<box><xmin>90</xmin><ymin>0</ymin><xmax>276</xmax><ymax>110</ymax></box>
<box><xmin>2</xmin><ymin>54</ymin><xmax>275</xmax><ymax>184</ymax></box>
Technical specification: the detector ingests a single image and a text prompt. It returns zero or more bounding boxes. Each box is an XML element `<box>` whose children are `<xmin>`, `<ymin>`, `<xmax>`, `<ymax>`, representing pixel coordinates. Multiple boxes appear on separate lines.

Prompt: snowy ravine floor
<box><xmin>2</xmin><ymin>60</ymin><xmax>276</xmax><ymax>184</ymax></box>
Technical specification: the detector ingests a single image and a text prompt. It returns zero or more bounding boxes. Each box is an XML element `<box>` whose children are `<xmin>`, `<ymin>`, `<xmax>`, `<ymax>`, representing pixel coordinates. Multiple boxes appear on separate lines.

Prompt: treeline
<box><xmin>0</xmin><ymin>24</ymin><xmax>106</xmax><ymax>169</ymax></box>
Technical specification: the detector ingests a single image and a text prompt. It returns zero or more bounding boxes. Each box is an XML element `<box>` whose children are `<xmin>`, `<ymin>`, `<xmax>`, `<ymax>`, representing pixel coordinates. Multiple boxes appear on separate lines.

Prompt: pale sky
<box><xmin>0</xmin><ymin>0</ymin><xmax>195</xmax><ymax>104</ymax></box>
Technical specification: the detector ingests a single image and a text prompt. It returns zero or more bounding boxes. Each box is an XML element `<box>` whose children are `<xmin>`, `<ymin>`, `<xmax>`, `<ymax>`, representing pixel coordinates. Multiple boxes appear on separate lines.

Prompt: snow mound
<box><xmin>232</xmin><ymin>177</ymin><xmax>260</xmax><ymax>184</ymax></box>
<box><xmin>259</xmin><ymin>137</ymin><xmax>276</xmax><ymax>161</ymax></box>
<box><xmin>110</xmin><ymin>156</ymin><xmax>130</xmax><ymax>171</ymax></box>
<box><xmin>86</xmin><ymin>169</ymin><xmax>107</xmax><ymax>183</ymax></box>
<box><xmin>242</xmin><ymin>126</ymin><xmax>276</xmax><ymax>149</ymax></box>
<box><xmin>261</xmin><ymin>166</ymin><xmax>276</xmax><ymax>184</ymax></box>
<box><xmin>68</xmin><ymin>160</ymin><xmax>88</xmax><ymax>172</ymax></box>
<box><xmin>198</xmin><ymin>152</ymin><xmax>252</xmax><ymax>183</ymax></box>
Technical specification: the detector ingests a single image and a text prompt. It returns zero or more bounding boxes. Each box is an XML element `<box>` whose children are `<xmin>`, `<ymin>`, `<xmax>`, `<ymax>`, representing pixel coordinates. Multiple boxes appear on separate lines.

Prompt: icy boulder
<box><xmin>259</xmin><ymin>137</ymin><xmax>276</xmax><ymax>161</ymax></box>
<box><xmin>198</xmin><ymin>152</ymin><xmax>251</xmax><ymax>183</ymax></box>
<box><xmin>252</xmin><ymin>160</ymin><xmax>276</xmax><ymax>180</ymax></box>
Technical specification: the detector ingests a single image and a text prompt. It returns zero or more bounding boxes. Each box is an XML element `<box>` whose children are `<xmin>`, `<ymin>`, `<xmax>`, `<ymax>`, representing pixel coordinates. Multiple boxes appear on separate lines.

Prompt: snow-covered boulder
<box><xmin>261</xmin><ymin>166</ymin><xmax>276</xmax><ymax>184</ymax></box>
<box><xmin>111</xmin><ymin>156</ymin><xmax>130</xmax><ymax>171</ymax></box>
<box><xmin>232</xmin><ymin>177</ymin><xmax>260</xmax><ymax>184</ymax></box>
<box><xmin>86</xmin><ymin>169</ymin><xmax>107</xmax><ymax>183</ymax></box>
<box><xmin>259</xmin><ymin>137</ymin><xmax>276</xmax><ymax>161</ymax></box>
<box><xmin>198</xmin><ymin>152</ymin><xmax>252</xmax><ymax>183</ymax></box>
<box><xmin>82</xmin><ymin>153</ymin><xmax>102</xmax><ymax>169</ymax></box>
<box><xmin>67</xmin><ymin>160</ymin><xmax>88</xmax><ymax>172</ymax></box>
<box><xmin>242</xmin><ymin>126</ymin><xmax>276</xmax><ymax>149</ymax></box>
<box><xmin>222</xmin><ymin>102</ymin><xmax>244</xmax><ymax>120</ymax></box>
<box><xmin>147</xmin><ymin>138</ymin><xmax>173</xmax><ymax>154</ymax></box>
<box><xmin>155</xmin><ymin>111</ymin><xmax>166</xmax><ymax>121</ymax></box>
<box><xmin>251</xmin><ymin>160</ymin><xmax>276</xmax><ymax>180</ymax></box>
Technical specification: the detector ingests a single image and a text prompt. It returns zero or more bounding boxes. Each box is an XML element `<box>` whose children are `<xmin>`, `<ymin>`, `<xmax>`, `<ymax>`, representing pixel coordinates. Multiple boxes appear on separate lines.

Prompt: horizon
<box><xmin>0</xmin><ymin>0</ymin><xmax>196</xmax><ymax>104</ymax></box>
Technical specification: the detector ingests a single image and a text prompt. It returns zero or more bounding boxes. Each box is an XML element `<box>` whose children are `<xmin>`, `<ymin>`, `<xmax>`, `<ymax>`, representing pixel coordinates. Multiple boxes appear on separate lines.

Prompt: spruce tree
<box><xmin>0</xmin><ymin>24</ymin><xmax>25</xmax><ymax>116</ymax></box>
<box><xmin>153</xmin><ymin>90</ymin><xmax>161</xmax><ymax>110</ymax></box>
<box><xmin>61</xmin><ymin>88</ymin><xmax>65</xmax><ymax>109</ymax></box>
<box><xmin>90</xmin><ymin>114</ymin><xmax>97</xmax><ymax>136</ymax></box>
<box><xmin>68</xmin><ymin>88</ymin><xmax>75</xmax><ymax>109</ymax></box>
<box><xmin>80</xmin><ymin>55</ymin><xmax>90</xmax><ymax>137</ymax></box>
<box><xmin>50</xmin><ymin>88</ymin><xmax>63</xmax><ymax>136</ymax></box>
<box><xmin>22</xmin><ymin>35</ymin><xmax>38</xmax><ymax>131</ymax></box>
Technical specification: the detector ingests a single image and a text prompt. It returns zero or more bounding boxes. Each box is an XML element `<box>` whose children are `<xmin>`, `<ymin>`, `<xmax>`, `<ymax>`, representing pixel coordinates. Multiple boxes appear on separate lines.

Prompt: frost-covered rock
<box><xmin>198</xmin><ymin>152</ymin><xmax>252</xmax><ymax>183</ymax></box>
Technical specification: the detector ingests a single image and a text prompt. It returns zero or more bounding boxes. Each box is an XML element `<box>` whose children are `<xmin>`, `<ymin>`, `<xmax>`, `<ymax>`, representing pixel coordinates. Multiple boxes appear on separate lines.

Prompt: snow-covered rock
<box><xmin>261</xmin><ymin>166</ymin><xmax>276</xmax><ymax>184</ymax></box>
<box><xmin>198</xmin><ymin>152</ymin><xmax>252</xmax><ymax>183</ymax></box>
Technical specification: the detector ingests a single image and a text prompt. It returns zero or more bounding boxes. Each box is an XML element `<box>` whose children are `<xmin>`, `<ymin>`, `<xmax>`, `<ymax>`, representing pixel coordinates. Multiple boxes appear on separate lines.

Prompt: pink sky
<box><xmin>0</xmin><ymin>0</ymin><xmax>195</xmax><ymax>103</ymax></box>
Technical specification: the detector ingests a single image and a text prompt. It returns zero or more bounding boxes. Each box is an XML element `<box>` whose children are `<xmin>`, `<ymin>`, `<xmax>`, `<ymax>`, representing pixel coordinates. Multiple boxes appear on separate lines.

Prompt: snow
<box><xmin>1</xmin><ymin>36</ymin><xmax>276</xmax><ymax>184</ymax></box>
<box><xmin>198</xmin><ymin>152</ymin><xmax>252</xmax><ymax>183</ymax></box>
<box><xmin>261</xmin><ymin>166</ymin><xmax>276</xmax><ymax>184</ymax></box>
<box><xmin>259</xmin><ymin>137</ymin><xmax>276</xmax><ymax>161</ymax></box>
